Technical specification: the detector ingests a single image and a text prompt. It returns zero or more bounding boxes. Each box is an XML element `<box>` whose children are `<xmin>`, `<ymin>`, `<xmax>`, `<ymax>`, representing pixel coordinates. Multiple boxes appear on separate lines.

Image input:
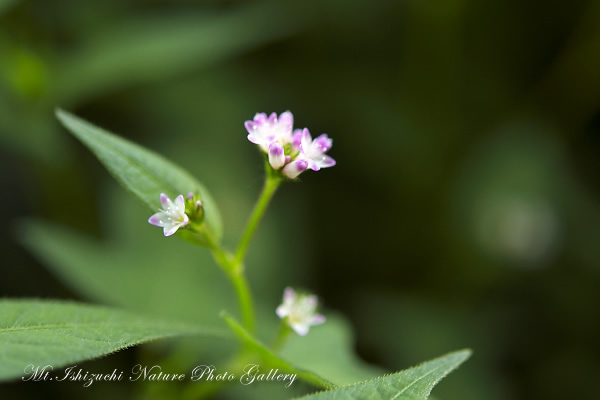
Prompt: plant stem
<box><xmin>204</xmin><ymin>242</ymin><xmax>255</xmax><ymax>333</ymax></box>
<box><xmin>234</xmin><ymin>174</ymin><xmax>282</xmax><ymax>268</ymax></box>
<box><xmin>226</xmin><ymin>267</ymin><xmax>255</xmax><ymax>333</ymax></box>
<box><xmin>272</xmin><ymin>321</ymin><xmax>293</xmax><ymax>352</ymax></box>
<box><xmin>202</xmin><ymin>168</ymin><xmax>281</xmax><ymax>334</ymax></box>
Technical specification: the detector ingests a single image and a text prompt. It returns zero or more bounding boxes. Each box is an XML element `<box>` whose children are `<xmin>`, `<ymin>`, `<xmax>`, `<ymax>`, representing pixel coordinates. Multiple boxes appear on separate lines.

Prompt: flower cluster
<box><xmin>245</xmin><ymin>111</ymin><xmax>336</xmax><ymax>179</ymax></box>
<box><xmin>276</xmin><ymin>287</ymin><xmax>325</xmax><ymax>336</ymax></box>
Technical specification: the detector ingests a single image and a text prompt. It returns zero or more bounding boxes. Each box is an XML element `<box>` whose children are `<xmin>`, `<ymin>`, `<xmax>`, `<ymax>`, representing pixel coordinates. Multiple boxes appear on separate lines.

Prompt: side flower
<box><xmin>276</xmin><ymin>287</ymin><xmax>326</xmax><ymax>336</ymax></box>
<box><xmin>148</xmin><ymin>193</ymin><xmax>190</xmax><ymax>236</ymax></box>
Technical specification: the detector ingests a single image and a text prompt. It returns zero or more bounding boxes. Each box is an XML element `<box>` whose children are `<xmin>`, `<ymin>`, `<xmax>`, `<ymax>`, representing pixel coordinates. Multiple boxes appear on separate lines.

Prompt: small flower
<box><xmin>245</xmin><ymin>111</ymin><xmax>294</xmax><ymax>152</ymax></box>
<box><xmin>148</xmin><ymin>193</ymin><xmax>189</xmax><ymax>236</ymax></box>
<box><xmin>298</xmin><ymin>128</ymin><xmax>336</xmax><ymax>171</ymax></box>
<box><xmin>276</xmin><ymin>287</ymin><xmax>325</xmax><ymax>336</ymax></box>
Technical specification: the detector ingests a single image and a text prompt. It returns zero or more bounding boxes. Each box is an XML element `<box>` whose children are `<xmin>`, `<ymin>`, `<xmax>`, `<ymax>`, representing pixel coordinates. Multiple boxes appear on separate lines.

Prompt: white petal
<box><xmin>283</xmin><ymin>287</ymin><xmax>297</xmax><ymax>305</ymax></box>
<box><xmin>268</xmin><ymin>142</ymin><xmax>285</xmax><ymax>169</ymax></box>
<box><xmin>247</xmin><ymin>132</ymin><xmax>261</xmax><ymax>144</ymax></box>
<box><xmin>276</xmin><ymin>305</ymin><xmax>289</xmax><ymax>319</ymax></box>
<box><xmin>174</xmin><ymin>194</ymin><xmax>186</xmax><ymax>213</ymax></box>
<box><xmin>316</xmin><ymin>155</ymin><xmax>336</xmax><ymax>169</ymax></box>
<box><xmin>291</xmin><ymin>323</ymin><xmax>310</xmax><ymax>336</ymax></box>
<box><xmin>163</xmin><ymin>223</ymin><xmax>180</xmax><ymax>236</ymax></box>
<box><xmin>300</xmin><ymin>128</ymin><xmax>312</xmax><ymax>155</ymax></box>
<box><xmin>305</xmin><ymin>295</ymin><xmax>318</xmax><ymax>309</ymax></box>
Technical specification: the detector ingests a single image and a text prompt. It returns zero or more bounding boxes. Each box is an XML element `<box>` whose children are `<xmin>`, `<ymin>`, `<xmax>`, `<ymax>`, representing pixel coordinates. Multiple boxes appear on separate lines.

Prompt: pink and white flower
<box><xmin>276</xmin><ymin>287</ymin><xmax>326</xmax><ymax>336</ymax></box>
<box><xmin>148</xmin><ymin>193</ymin><xmax>189</xmax><ymax>236</ymax></box>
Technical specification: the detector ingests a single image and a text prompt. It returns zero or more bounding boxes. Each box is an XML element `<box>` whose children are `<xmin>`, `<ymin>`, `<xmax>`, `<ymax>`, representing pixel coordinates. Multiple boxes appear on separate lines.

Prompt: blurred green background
<box><xmin>2</xmin><ymin>0</ymin><xmax>600</xmax><ymax>399</ymax></box>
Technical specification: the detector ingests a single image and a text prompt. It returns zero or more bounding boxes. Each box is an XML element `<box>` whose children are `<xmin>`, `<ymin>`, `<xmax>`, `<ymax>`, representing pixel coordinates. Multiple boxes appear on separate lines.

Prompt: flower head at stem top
<box><xmin>245</xmin><ymin>111</ymin><xmax>335</xmax><ymax>178</ymax></box>
<box><xmin>276</xmin><ymin>287</ymin><xmax>326</xmax><ymax>336</ymax></box>
<box><xmin>148</xmin><ymin>193</ymin><xmax>189</xmax><ymax>236</ymax></box>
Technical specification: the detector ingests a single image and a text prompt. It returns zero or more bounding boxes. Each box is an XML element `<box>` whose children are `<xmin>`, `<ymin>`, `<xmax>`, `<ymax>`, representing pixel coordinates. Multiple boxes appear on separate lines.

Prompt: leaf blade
<box><xmin>296</xmin><ymin>350</ymin><xmax>471</xmax><ymax>400</ymax></box>
<box><xmin>55</xmin><ymin>108</ymin><xmax>222</xmax><ymax>241</ymax></box>
<box><xmin>0</xmin><ymin>299</ymin><xmax>227</xmax><ymax>382</ymax></box>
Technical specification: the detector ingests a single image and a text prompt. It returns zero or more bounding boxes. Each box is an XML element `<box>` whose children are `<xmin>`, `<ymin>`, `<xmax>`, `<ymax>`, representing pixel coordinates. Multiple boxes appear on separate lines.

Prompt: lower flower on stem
<box><xmin>276</xmin><ymin>287</ymin><xmax>326</xmax><ymax>336</ymax></box>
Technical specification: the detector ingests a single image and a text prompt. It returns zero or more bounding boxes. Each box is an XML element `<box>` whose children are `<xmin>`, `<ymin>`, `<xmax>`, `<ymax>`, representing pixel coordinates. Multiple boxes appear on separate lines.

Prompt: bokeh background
<box><xmin>2</xmin><ymin>0</ymin><xmax>600</xmax><ymax>399</ymax></box>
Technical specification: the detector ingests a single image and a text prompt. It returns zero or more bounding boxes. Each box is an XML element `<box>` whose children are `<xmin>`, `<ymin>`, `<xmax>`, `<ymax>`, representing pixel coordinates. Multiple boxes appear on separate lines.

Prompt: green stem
<box><xmin>226</xmin><ymin>267</ymin><xmax>255</xmax><ymax>333</ymax></box>
<box><xmin>271</xmin><ymin>321</ymin><xmax>293</xmax><ymax>352</ymax></box>
<box><xmin>234</xmin><ymin>174</ymin><xmax>282</xmax><ymax>268</ymax></box>
<box><xmin>204</xmin><ymin>242</ymin><xmax>255</xmax><ymax>333</ymax></box>
<box><xmin>200</xmin><ymin>166</ymin><xmax>282</xmax><ymax>334</ymax></box>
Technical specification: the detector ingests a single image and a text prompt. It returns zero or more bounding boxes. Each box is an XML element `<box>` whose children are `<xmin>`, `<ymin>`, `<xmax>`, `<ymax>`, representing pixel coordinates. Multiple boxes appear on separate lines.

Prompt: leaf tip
<box><xmin>453</xmin><ymin>348</ymin><xmax>473</xmax><ymax>362</ymax></box>
<box><xmin>55</xmin><ymin>108</ymin><xmax>76</xmax><ymax>130</ymax></box>
<box><xmin>55</xmin><ymin>107</ymin><xmax>68</xmax><ymax>120</ymax></box>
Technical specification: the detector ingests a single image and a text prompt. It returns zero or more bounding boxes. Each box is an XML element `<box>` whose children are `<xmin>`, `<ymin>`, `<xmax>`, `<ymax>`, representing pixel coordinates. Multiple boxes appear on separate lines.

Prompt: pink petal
<box><xmin>291</xmin><ymin>129</ymin><xmax>303</xmax><ymax>150</ymax></box>
<box><xmin>245</xmin><ymin>121</ymin><xmax>256</xmax><ymax>134</ymax></box>
<box><xmin>148</xmin><ymin>213</ymin><xmax>164</xmax><ymax>227</ymax></box>
<box><xmin>254</xmin><ymin>113</ymin><xmax>268</xmax><ymax>123</ymax></box>
<box><xmin>313</xmin><ymin>134</ymin><xmax>332</xmax><ymax>153</ymax></box>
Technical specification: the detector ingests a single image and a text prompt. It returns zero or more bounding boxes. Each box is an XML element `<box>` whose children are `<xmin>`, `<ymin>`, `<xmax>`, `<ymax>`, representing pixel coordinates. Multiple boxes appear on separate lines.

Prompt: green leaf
<box><xmin>55</xmin><ymin>108</ymin><xmax>222</xmax><ymax>243</ymax></box>
<box><xmin>0</xmin><ymin>299</ymin><xmax>226</xmax><ymax>382</ymax></box>
<box><xmin>297</xmin><ymin>350</ymin><xmax>471</xmax><ymax>400</ymax></box>
<box><xmin>222</xmin><ymin>313</ymin><xmax>337</xmax><ymax>390</ymax></box>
